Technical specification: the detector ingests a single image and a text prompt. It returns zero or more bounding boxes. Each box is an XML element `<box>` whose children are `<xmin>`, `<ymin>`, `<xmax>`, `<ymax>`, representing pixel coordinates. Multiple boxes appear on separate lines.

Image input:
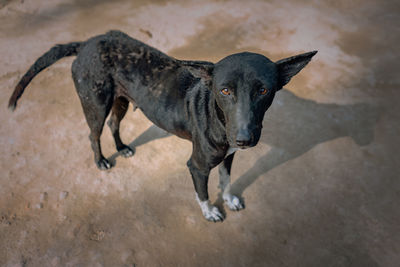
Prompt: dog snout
<box><xmin>236</xmin><ymin>129</ymin><xmax>252</xmax><ymax>147</ymax></box>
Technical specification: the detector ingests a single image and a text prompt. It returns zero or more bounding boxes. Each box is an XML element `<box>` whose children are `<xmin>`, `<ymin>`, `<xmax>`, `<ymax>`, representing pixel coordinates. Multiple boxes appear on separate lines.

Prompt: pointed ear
<box><xmin>275</xmin><ymin>51</ymin><xmax>317</xmax><ymax>90</ymax></box>
<box><xmin>181</xmin><ymin>60</ymin><xmax>214</xmax><ymax>86</ymax></box>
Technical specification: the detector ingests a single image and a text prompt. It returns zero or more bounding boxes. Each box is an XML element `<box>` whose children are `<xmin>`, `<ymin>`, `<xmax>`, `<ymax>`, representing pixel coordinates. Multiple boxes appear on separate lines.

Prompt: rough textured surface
<box><xmin>0</xmin><ymin>0</ymin><xmax>399</xmax><ymax>266</ymax></box>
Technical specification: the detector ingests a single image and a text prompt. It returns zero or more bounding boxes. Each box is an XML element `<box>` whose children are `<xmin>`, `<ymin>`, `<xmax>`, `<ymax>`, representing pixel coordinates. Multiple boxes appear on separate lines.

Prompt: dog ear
<box><xmin>275</xmin><ymin>51</ymin><xmax>317</xmax><ymax>90</ymax></box>
<box><xmin>182</xmin><ymin>61</ymin><xmax>214</xmax><ymax>86</ymax></box>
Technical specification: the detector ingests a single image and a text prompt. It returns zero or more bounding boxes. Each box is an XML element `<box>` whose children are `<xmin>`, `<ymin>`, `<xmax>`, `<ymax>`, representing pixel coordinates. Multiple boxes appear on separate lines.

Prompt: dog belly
<box><xmin>133</xmin><ymin>99</ymin><xmax>192</xmax><ymax>141</ymax></box>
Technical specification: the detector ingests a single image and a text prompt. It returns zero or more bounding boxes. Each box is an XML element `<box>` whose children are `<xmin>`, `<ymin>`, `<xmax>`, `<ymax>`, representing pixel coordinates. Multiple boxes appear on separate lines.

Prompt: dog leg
<box><xmin>107</xmin><ymin>97</ymin><xmax>134</xmax><ymax>157</ymax></box>
<box><xmin>80</xmin><ymin>109</ymin><xmax>111</xmax><ymax>170</ymax></box>
<box><xmin>73</xmin><ymin>74</ymin><xmax>113</xmax><ymax>170</ymax></box>
<box><xmin>219</xmin><ymin>153</ymin><xmax>244</xmax><ymax>211</ymax></box>
<box><xmin>187</xmin><ymin>158</ymin><xmax>224</xmax><ymax>222</ymax></box>
<box><xmin>84</xmin><ymin>109</ymin><xmax>112</xmax><ymax>170</ymax></box>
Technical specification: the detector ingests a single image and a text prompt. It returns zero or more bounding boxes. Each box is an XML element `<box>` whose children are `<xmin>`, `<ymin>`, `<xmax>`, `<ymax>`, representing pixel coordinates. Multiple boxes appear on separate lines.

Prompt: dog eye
<box><xmin>259</xmin><ymin>88</ymin><xmax>268</xmax><ymax>95</ymax></box>
<box><xmin>220</xmin><ymin>88</ymin><xmax>231</xmax><ymax>96</ymax></box>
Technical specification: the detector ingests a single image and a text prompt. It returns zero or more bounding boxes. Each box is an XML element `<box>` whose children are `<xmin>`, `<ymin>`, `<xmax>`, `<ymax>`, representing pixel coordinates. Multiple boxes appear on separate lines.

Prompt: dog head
<box><xmin>211</xmin><ymin>51</ymin><xmax>317</xmax><ymax>148</ymax></box>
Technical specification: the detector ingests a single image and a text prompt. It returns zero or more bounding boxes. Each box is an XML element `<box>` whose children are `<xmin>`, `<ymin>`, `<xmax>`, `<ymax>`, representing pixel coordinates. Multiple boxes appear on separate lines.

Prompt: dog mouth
<box><xmin>236</xmin><ymin>143</ymin><xmax>256</xmax><ymax>149</ymax></box>
<box><xmin>228</xmin><ymin>138</ymin><xmax>257</xmax><ymax>149</ymax></box>
<box><xmin>235</xmin><ymin>142</ymin><xmax>251</xmax><ymax>149</ymax></box>
<box><xmin>228</xmin><ymin>131</ymin><xmax>261</xmax><ymax>149</ymax></box>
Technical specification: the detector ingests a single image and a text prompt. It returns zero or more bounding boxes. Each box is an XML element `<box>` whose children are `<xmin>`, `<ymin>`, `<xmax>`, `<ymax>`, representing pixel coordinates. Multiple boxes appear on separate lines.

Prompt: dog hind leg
<box><xmin>219</xmin><ymin>153</ymin><xmax>245</xmax><ymax>211</ymax></box>
<box><xmin>83</xmin><ymin>103</ymin><xmax>112</xmax><ymax>170</ymax></box>
<box><xmin>83</xmin><ymin>99</ymin><xmax>112</xmax><ymax>170</ymax></box>
<box><xmin>72</xmin><ymin>71</ymin><xmax>114</xmax><ymax>170</ymax></box>
<box><xmin>107</xmin><ymin>97</ymin><xmax>134</xmax><ymax>157</ymax></box>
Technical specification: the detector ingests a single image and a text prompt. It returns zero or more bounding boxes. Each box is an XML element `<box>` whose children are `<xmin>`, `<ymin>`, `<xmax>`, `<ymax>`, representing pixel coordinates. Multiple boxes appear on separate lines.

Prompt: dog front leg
<box><xmin>219</xmin><ymin>153</ymin><xmax>245</xmax><ymax>211</ymax></box>
<box><xmin>187</xmin><ymin>158</ymin><xmax>224</xmax><ymax>222</ymax></box>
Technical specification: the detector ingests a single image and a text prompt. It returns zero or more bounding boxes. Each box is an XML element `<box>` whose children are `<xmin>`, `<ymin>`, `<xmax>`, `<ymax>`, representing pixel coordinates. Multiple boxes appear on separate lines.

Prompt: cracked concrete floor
<box><xmin>0</xmin><ymin>0</ymin><xmax>399</xmax><ymax>266</ymax></box>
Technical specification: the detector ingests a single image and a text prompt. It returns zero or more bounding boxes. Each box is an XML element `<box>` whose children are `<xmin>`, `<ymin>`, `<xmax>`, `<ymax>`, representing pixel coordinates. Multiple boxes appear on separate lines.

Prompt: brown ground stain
<box><xmin>169</xmin><ymin>13</ymin><xmax>264</xmax><ymax>62</ymax></box>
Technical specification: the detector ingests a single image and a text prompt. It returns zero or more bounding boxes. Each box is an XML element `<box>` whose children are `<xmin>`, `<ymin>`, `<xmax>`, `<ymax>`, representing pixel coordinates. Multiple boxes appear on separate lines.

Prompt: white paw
<box><xmin>203</xmin><ymin>205</ymin><xmax>224</xmax><ymax>222</ymax></box>
<box><xmin>223</xmin><ymin>194</ymin><xmax>245</xmax><ymax>211</ymax></box>
<box><xmin>196</xmin><ymin>195</ymin><xmax>224</xmax><ymax>222</ymax></box>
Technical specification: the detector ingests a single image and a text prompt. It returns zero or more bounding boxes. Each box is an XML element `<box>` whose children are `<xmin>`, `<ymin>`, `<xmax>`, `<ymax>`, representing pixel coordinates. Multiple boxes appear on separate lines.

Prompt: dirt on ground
<box><xmin>0</xmin><ymin>0</ymin><xmax>399</xmax><ymax>266</ymax></box>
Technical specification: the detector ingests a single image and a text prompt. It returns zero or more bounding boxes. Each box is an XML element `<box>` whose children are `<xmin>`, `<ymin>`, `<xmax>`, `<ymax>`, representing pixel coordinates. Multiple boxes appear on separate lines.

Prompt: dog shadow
<box><xmin>227</xmin><ymin>89</ymin><xmax>380</xmax><ymax>201</ymax></box>
<box><xmin>107</xmin><ymin>124</ymin><xmax>171</xmax><ymax>166</ymax></box>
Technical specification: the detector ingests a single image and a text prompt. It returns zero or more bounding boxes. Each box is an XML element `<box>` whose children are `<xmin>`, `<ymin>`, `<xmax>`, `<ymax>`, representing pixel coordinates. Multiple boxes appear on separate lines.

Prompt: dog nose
<box><xmin>236</xmin><ymin>129</ymin><xmax>251</xmax><ymax>147</ymax></box>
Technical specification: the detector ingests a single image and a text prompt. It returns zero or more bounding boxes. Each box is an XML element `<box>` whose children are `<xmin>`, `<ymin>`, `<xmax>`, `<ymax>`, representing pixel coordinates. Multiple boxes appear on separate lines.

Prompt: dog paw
<box><xmin>203</xmin><ymin>206</ymin><xmax>224</xmax><ymax>222</ymax></box>
<box><xmin>196</xmin><ymin>195</ymin><xmax>224</xmax><ymax>222</ymax></box>
<box><xmin>119</xmin><ymin>146</ymin><xmax>134</xmax><ymax>158</ymax></box>
<box><xmin>223</xmin><ymin>194</ymin><xmax>245</xmax><ymax>211</ymax></box>
<box><xmin>96</xmin><ymin>158</ymin><xmax>111</xmax><ymax>170</ymax></box>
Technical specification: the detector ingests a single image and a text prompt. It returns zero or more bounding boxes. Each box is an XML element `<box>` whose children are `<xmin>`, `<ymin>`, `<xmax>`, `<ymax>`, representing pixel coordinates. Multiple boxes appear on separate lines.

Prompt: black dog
<box><xmin>9</xmin><ymin>30</ymin><xmax>316</xmax><ymax>222</ymax></box>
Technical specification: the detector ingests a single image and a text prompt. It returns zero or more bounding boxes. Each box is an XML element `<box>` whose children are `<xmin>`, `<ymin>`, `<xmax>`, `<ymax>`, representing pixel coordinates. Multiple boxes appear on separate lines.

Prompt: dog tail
<box><xmin>8</xmin><ymin>42</ymin><xmax>83</xmax><ymax>111</ymax></box>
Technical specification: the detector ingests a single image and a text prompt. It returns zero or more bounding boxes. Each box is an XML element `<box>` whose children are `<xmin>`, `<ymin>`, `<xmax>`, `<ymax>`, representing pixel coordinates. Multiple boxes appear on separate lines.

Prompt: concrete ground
<box><xmin>0</xmin><ymin>0</ymin><xmax>399</xmax><ymax>266</ymax></box>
